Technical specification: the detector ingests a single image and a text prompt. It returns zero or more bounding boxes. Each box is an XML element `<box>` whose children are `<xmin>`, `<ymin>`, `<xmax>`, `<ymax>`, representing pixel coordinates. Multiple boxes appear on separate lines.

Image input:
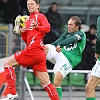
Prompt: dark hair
<box><xmin>51</xmin><ymin>2</ymin><xmax>58</xmax><ymax>6</ymax></box>
<box><xmin>34</xmin><ymin>0</ymin><xmax>40</xmax><ymax>4</ymax></box>
<box><xmin>27</xmin><ymin>0</ymin><xmax>40</xmax><ymax>4</ymax></box>
<box><xmin>90</xmin><ymin>24</ymin><xmax>96</xmax><ymax>30</ymax></box>
<box><xmin>70</xmin><ymin>16</ymin><xmax>82</xmax><ymax>30</ymax></box>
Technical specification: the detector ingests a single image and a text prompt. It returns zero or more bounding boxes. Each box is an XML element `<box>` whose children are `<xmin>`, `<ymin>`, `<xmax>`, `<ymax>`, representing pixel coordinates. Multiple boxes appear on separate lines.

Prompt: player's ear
<box><xmin>36</xmin><ymin>3</ymin><xmax>40</xmax><ymax>10</ymax></box>
<box><xmin>75</xmin><ymin>25</ymin><xmax>79</xmax><ymax>29</ymax></box>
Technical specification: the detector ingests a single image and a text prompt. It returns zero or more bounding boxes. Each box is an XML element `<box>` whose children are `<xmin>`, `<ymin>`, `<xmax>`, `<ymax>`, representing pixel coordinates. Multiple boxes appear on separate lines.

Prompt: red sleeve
<box><xmin>21</xmin><ymin>32</ymin><xmax>27</xmax><ymax>44</ymax></box>
<box><xmin>37</xmin><ymin>14</ymin><xmax>50</xmax><ymax>33</ymax></box>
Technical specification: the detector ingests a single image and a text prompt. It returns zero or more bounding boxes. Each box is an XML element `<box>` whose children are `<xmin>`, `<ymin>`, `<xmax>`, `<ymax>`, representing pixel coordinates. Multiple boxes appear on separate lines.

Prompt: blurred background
<box><xmin>0</xmin><ymin>0</ymin><xmax>100</xmax><ymax>100</ymax></box>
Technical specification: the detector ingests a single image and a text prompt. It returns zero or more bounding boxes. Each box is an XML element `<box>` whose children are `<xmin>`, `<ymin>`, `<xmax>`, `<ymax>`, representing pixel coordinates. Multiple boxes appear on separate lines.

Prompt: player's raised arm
<box><xmin>57</xmin><ymin>31</ymin><xmax>84</xmax><ymax>47</ymax></box>
<box><xmin>37</xmin><ymin>14</ymin><xmax>51</xmax><ymax>33</ymax></box>
<box><xmin>51</xmin><ymin>31</ymin><xmax>68</xmax><ymax>46</ymax></box>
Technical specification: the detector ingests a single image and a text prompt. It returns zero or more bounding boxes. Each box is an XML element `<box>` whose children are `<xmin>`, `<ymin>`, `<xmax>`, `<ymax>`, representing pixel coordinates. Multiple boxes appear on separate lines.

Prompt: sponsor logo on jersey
<box><xmin>64</xmin><ymin>42</ymin><xmax>77</xmax><ymax>51</ymax></box>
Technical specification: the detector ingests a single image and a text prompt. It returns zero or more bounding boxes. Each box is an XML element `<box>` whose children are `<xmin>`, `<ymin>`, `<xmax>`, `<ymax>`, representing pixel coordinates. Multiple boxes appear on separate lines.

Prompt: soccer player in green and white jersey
<box><xmin>44</xmin><ymin>16</ymin><xmax>86</xmax><ymax>99</ymax></box>
<box><xmin>85</xmin><ymin>16</ymin><xmax>100</xmax><ymax>100</ymax></box>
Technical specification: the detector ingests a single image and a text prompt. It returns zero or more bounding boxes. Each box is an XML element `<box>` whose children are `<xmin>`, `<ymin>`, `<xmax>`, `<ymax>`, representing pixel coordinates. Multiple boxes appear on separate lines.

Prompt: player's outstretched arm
<box><xmin>51</xmin><ymin>31</ymin><xmax>68</xmax><ymax>46</ymax></box>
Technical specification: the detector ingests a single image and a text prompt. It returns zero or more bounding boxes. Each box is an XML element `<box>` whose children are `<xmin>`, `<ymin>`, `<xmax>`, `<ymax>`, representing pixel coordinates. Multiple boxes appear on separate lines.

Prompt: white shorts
<box><xmin>46</xmin><ymin>44</ymin><xmax>72</xmax><ymax>78</ymax></box>
<box><xmin>91</xmin><ymin>60</ymin><xmax>100</xmax><ymax>78</ymax></box>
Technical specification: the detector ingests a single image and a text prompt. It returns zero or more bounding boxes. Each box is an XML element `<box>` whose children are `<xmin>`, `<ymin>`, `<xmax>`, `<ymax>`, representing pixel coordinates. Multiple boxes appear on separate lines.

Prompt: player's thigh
<box><xmin>4</xmin><ymin>54</ymin><xmax>19</xmax><ymax>67</ymax></box>
<box><xmin>86</xmin><ymin>75</ymin><xmax>100</xmax><ymax>89</ymax></box>
<box><xmin>54</xmin><ymin>71</ymin><xmax>63</xmax><ymax>81</ymax></box>
<box><xmin>46</xmin><ymin>44</ymin><xmax>56</xmax><ymax>62</ymax></box>
<box><xmin>31</xmin><ymin>57</ymin><xmax>50</xmax><ymax>86</ymax></box>
<box><xmin>54</xmin><ymin>53</ymin><xmax>72</xmax><ymax>78</ymax></box>
<box><xmin>86</xmin><ymin>60</ymin><xmax>100</xmax><ymax>89</ymax></box>
<box><xmin>91</xmin><ymin>60</ymin><xmax>100</xmax><ymax>78</ymax></box>
<box><xmin>54</xmin><ymin>71</ymin><xmax>63</xmax><ymax>85</ymax></box>
<box><xmin>36</xmin><ymin>71</ymin><xmax>50</xmax><ymax>86</ymax></box>
<box><xmin>14</xmin><ymin>48</ymin><xmax>46</xmax><ymax>68</ymax></box>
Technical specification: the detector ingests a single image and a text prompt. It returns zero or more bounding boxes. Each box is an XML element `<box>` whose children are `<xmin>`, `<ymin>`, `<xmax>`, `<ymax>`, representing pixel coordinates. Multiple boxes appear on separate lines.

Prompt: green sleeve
<box><xmin>95</xmin><ymin>16</ymin><xmax>100</xmax><ymax>55</ymax></box>
<box><xmin>51</xmin><ymin>31</ymin><xmax>68</xmax><ymax>46</ymax></box>
<box><xmin>57</xmin><ymin>31</ymin><xmax>84</xmax><ymax>47</ymax></box>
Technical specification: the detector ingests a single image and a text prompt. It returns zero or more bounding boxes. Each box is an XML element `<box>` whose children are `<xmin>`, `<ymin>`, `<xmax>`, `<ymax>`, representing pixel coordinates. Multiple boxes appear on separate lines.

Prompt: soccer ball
<box><xmin>13</xmin><ymin>15</ymin><xmax>29</xmax><ymax>34</ymax></box>
<box><xmin>20</xmin><ymin>15</ymin><xmax>29</xmax><ymax>28</ymax></box>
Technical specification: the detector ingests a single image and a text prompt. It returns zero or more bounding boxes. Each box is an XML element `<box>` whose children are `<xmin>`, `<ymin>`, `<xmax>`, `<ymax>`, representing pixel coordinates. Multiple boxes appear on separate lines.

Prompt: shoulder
<box><xmin>97</xmin><ymin>16</ymin><xmax>100</xmax><ymax>27</ymax></box>
<box><xmin>97</xmin><ymin>16</ymin><xmax>100</xmax><ymax>28</ymax></box>
<box><xmin>62</xmin><ymin>31</ymin><xmax>69</xmax><ymax>36</ymax></box>
<box><xmin>80</xmin><ymin>30</ymin><xmax>86</xmax><ymax>38</ymax></box>
<box><xmin>75</xmin><ymin>30</ymin><xmax>84</xmax><ymax>35</ymax></box>
<box><xmin>97</xmin><ymin>16</ymin><xmax>100</xmax><ymax>20</ymax></box>
<box><xmin>38</xmin><ymin>12</ymin><xmax>47</xmax><ymax>18</ymax></box>
<box><xmin>74</xmin><ymin>30</ymin><xmax>86</xmax><ymax>39</ymax></box>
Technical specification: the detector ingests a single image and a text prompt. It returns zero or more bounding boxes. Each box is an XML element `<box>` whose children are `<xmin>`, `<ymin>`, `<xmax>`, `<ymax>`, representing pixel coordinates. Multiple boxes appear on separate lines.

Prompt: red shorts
<box><xmin>14</xmin><ymin>47</ymin><xmax>47</xmax><ymax>76</ymax></box>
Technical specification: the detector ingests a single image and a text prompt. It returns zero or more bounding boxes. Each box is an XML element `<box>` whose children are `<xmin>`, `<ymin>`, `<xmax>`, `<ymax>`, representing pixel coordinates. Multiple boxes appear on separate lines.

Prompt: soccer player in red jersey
<box><xmin>1</xmin><ymin>0</ymin><xmax>59</xmax><ymax>100</ymax></box>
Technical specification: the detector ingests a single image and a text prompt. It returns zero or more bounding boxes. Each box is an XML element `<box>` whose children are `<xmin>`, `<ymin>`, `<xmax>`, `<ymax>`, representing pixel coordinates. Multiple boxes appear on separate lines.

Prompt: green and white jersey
<box><xmin>52</xmin><ymin>30</ymin><xmax>86</xmax><ymax>68</ymax></box>
<box><xmin>96</xmin><ymin>16</ymin><xmax>100</xmax><ymax>61</ymax></box>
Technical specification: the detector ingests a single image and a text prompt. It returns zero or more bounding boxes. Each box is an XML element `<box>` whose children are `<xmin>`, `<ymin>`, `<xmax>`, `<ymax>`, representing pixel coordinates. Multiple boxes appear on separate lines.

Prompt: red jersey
<box><xmin>14</xmin><ymin>12</ymin><xmax>50</xmax><ymax>72</ymax></box>
<box><xmin>21</xmin><ymin>12</ymin><xmax>50</xmax><ymax>49</ymax></box>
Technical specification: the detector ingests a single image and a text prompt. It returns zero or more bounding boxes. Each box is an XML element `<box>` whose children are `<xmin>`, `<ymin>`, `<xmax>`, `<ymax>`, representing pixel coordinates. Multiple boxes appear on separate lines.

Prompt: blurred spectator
<box><xmin>0</xmin><ymin>0</ymin><xmax>20</xmax><ymax>24</ymax></box>
<box><xmin>19</xmin><ymin>0</ymin><xmax>29</xmax><ymax>15</ymax></box>
<box><xmin>0</xmin><ymin>32</ymin><xmax>6</xmax><ymax>58</ymax></box>
<box><xmin>12</xmin><ymin>34</ymin><xmax>21</xmax><ymax>53</ymax></box>
<box><xmin>74</xmin><ymin>24</ymin><xmax>97</xmax><ymax>70</ymax></box>
<box><xmin>44</xmin><ymin>2</ymin><xmax>63</xmax><ymax>43</ymax></box>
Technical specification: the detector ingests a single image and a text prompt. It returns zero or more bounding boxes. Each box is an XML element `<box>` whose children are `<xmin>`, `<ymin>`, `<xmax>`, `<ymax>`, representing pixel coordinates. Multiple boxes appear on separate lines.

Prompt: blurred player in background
<box><xmin>85</xmin><ymin>16</ymin><xmax>100</xmax><ymax>100</ymax></box>
<box><xmin>44</xmin><ymin>16</ymin><xmax>86</xmax><ymax>99</ymax></box>
<box><xmin>1</xmin><ymin>0</ymin><xmax>59</xmax><ymax>100</ymax></box>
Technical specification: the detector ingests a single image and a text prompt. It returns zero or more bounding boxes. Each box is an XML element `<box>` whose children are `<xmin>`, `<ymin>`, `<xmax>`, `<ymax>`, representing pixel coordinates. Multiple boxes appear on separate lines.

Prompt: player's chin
<box><xmin>29</xmin><ymin>10</ymin><xmax>34</xmax><ymax>13</ymax></box>
<box><xmin>68</xmin><ymin>30</ymin><xmax>73</xmax><ymax>33</ymax></box>
<box><xmin>68</xmin><ymin>30</ymin><xmax>71</xmax><ymax>33</ymax></box>
<box><xmin>29</xmin><ymin>8</ymin><xmax>35</xmax><ymax>13</ymax></box>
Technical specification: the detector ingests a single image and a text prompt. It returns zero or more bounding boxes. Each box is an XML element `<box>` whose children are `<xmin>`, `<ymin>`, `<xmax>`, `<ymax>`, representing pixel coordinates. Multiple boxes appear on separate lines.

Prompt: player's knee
<box><xmin>85</xmin><ymin>82</ymin><xmax>93</xmax><ymax>93</ymax></box>
<box><xmin>4</xmin><ymin>61</ymin><xmax>10</xmax><ymax>67</ymax></box>
<box><xmin>40</xmin><ymin>81</ymin><xmax>49</xmax><ymax>86</ymax></box>
<box><xmin>39</xmin><ymin>78</ymin><xmax>50</xmax><ymax>86</ymax></box>
<box><xmin>54</xmin><ymin>79</ymin><xmax>61</xmax><ymax>87</ymax></box>
<box><xmin>4</xmin><ymin>61</ymin><xmax>14</xmax><ymax>67</ymax></box>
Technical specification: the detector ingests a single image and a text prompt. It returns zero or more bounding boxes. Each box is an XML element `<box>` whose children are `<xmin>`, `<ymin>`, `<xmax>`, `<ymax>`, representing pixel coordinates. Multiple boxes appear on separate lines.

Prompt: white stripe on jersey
<box><xmin>29</xmin><ymin>34</ymin><xmax>38</xmax><ymax>46</ymax></box>
<box><xmin>75</xmin><ymin>34</ymin><xmax>81</xmax><ymax>40</ymax></box>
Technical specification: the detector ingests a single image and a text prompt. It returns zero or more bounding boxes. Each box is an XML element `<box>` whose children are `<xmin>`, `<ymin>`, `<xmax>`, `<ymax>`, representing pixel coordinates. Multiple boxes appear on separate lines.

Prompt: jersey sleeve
<box><xmin>57</xmin><ymin>31</ymin><xmax>84</xmax><ymax>47</ymax></box>
<box><xmin>51</xmin><ymin>31</ymin><xmax>68</xmax><ymax>46</ymax></box>
<box><xmin>37</xmin><ymin>14</ymin><xmax>50</xmax><ymax>33</ymax></box>
<box><xmin>95</xmin><ymin>16</ymin><xmax>100</xmax><ymax>55</ymax></box>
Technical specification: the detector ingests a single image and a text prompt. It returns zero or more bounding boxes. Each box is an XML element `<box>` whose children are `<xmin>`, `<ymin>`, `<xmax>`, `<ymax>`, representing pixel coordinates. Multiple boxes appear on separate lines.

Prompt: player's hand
<box><xmin>95</xmin><ymin>53</ymin><xmax>99</xmax><ymax>60</ymax></box>
<box><xmin>20</xmin><ymin>26</ymin><xmax>27</xmax><ymax>34</ymax></box>
<box><xmin>31</xmin><ymin>21</ymin><xmax>38</xmax><ymax>28</ymax></box>
<box><xmin>56</xmin><ymin>45</ymin><xmax>61</xmax><ymax>53</ymax></box>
